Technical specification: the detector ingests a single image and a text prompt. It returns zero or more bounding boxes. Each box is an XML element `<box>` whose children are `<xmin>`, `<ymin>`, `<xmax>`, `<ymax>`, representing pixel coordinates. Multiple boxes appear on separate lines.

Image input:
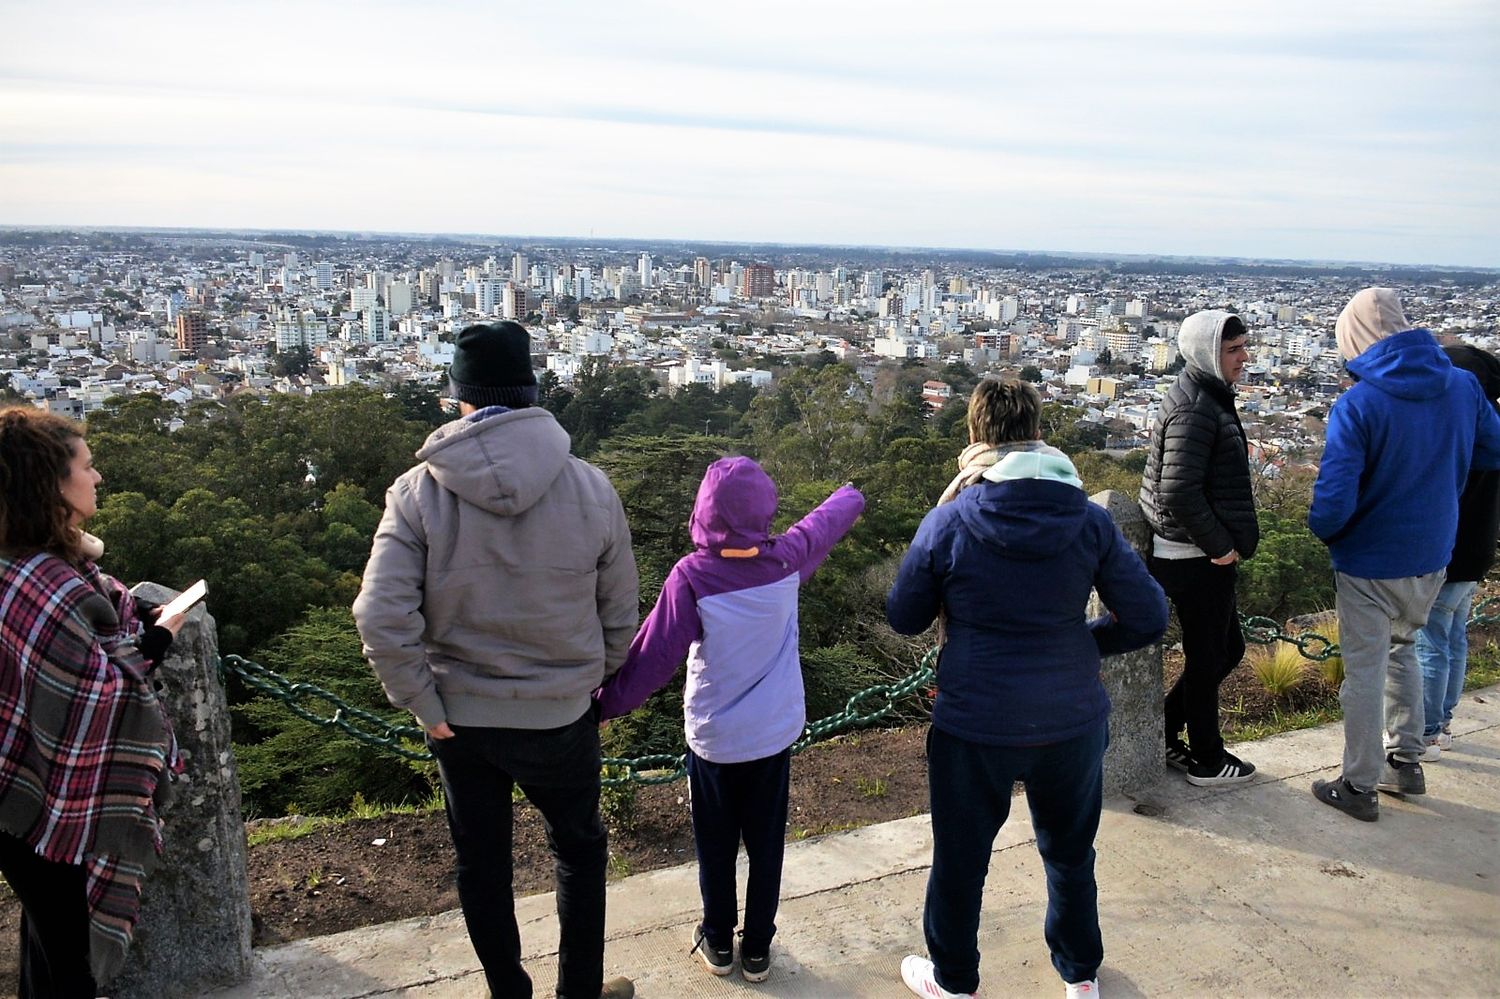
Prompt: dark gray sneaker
<box><xmin>1377</xmin><ymin>754</ymin><xmax>1426</xmax><ymax>796</ymax></box>
<box><xmin>690</xmin><ymin>926</ymin><xmax>734</xmax><ymax>976</ymax></box>
<box><xmin>1312</xmin><ymin>777</ymin><xmax>1378</xmax><ymax>821</ymax></box>
<box><xmin>741</xmin><ymin>948</ymin><xmax>771</xmax><ymax>983</ymax></box>
<box><xmin>1165</xmin><ymin>740</ymin><xmax>1194</xmax><ymax>773</ymax></box>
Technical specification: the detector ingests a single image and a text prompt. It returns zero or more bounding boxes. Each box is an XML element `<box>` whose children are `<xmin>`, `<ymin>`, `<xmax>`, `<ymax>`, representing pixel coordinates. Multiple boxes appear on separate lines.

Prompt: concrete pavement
<box><xmin>207</xmin><ymin>685</ymin><xmax>1500</xmax><ymax>997</ymax></box>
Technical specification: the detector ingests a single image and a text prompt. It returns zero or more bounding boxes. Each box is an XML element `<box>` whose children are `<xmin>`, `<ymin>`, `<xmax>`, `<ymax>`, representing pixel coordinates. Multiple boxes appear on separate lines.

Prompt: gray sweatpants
<box><xmin>1335</xmin><ymin>570</ymin><xmax>1444</xmax><ymax>790</ymax></box>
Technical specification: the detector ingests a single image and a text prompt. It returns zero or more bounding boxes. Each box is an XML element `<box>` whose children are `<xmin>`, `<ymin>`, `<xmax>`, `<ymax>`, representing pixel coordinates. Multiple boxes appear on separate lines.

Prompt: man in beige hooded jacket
<box><xmin>354</xmin><ymin>321</ymin><xmax>638</xmax><ymax>999</ymax></box>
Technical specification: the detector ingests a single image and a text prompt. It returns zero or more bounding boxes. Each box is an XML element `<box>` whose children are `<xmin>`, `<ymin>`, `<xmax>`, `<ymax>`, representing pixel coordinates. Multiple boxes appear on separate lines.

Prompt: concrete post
<box><xmin>1088</xmin><ymin>490</ymin><xmax>1165</xmax><ymax>795</ymax></box>
<box><xmin>111</xmin><ymin>583</ymin><xmax>253</xmax><ymax>998</ymax></box>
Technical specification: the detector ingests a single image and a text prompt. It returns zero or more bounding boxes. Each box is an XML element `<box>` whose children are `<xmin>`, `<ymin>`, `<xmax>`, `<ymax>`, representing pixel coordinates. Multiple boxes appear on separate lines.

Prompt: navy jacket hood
<box><xmin>956</xmin><ymin>479</ymin><xmax>1088</xmax><ymax>560</ymax></box>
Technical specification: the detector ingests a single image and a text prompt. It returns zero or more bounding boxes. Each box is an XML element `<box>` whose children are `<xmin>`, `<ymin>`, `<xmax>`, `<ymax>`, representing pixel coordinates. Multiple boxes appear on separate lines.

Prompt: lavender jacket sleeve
<box><xmin>776</xmin><ymin>484</ymin><xmax>866</xmax><ymax>581</ymax></box>
<box><xmin>596</xmin><ymin>562</ymin><xmax>701</xmax><ymax>720</ymax></box>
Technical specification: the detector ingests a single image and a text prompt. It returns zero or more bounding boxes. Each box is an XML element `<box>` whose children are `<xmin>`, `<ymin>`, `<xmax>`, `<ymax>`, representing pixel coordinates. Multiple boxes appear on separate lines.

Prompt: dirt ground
<box><xmin>240</xmin><ymin>725</ymin><xmax>932</xmax><ymax>947</ymax></box>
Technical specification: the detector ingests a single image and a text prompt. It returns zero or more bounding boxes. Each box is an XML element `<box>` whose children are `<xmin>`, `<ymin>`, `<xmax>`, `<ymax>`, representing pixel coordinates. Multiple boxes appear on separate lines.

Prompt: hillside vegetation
<box><xmin>83</xmin><ymin>359</ymin><xmax>1334</xmax><ymax>816</ymax></box>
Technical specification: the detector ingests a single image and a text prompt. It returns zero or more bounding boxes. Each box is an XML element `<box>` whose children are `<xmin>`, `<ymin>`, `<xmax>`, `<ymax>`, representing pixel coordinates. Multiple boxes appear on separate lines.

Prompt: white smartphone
<box><xmin>157</xmin><ymin>579</ymin><xmax>208</xmax><ymax>620</ymax></box>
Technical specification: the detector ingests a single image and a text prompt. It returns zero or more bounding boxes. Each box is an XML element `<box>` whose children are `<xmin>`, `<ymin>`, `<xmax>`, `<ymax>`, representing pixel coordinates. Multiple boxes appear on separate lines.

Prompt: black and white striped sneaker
<box><xmin>1165</xmin><ymin>741</ymin><xmax>1194</xmax><ymax>773</ymax></box>
<box><xmin>1186</xmin><ymin>752</ymin><xmax>1256</xmax><ymax>786</ymax></box>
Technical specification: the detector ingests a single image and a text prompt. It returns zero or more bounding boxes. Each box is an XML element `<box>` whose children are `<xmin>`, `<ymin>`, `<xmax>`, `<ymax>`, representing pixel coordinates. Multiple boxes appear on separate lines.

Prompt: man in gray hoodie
<box><xmin>1140</xmin><ymin>311</ymin><xmax>1259</xmax><ymax>786</ymax></box>
<box><xmin>354</xmin><ymin>321</ymin><xmax>639</xmax><ymax>999</ymax></box>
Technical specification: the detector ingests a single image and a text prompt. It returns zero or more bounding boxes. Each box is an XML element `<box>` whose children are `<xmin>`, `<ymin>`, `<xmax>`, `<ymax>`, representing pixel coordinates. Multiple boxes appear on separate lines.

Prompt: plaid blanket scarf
<box><xmin>0</xmin><ymin>551</ymin><xmax>178</xmax><ymax>985</ymax></box>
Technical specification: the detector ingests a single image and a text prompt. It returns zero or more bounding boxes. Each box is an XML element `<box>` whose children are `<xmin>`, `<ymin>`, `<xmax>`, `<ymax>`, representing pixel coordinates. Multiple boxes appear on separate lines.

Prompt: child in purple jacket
<box><xmin>597</xmin><ymin>456</ymin><xmax>864</xmax><ymax>983</ymax></box>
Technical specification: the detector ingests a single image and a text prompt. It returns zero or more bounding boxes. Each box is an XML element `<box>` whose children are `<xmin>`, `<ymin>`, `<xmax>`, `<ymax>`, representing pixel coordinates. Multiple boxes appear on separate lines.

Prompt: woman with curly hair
<box><xmin>0</xmin><ymin>407</ymin><xmax>183</xmax><ymax>997</ymax></box>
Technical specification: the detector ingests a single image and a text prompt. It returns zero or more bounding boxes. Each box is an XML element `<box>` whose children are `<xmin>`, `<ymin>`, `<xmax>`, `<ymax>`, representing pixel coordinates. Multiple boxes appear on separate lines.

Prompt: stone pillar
<box><xmin>1088</xmin><ymin>490</ymin><xmax>1165</xmax><ymax>795</ymax></box>
<box><xmin>111</xmin><ymin>583</ymin><xmax>253</xmax><ymax>998</ymax></box>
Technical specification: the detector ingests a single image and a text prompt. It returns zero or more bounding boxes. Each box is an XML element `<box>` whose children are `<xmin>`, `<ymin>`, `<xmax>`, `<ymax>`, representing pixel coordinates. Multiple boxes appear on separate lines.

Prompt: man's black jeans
<box><xmin>429</xmin><ymin>713</ymin><xmax>608</xmax><ymax>999</ymax></box>
<box><xmin>1151</xmin><ymin>555</ymin><xmax>1245</xmax><ymax>767</ymax></box>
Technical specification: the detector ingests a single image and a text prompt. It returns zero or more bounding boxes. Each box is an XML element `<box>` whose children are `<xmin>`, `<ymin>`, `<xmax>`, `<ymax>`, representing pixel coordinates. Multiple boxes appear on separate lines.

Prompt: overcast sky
<box><xmin>2</xmin><ymin>0</ymin><xmax>1495</xmax><ymax>267</ymax></box>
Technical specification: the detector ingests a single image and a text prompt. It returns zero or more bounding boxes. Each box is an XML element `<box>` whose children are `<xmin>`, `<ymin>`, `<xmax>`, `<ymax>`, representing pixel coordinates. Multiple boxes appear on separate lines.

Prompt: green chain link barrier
<box><xmin>1470</xmin><ymin>596</ymin><xmax>1500</xmax><ymax>628</ymax></box>
<box><xmin>222</xmin><ymin>596</ymin><xmax>1499</xmax><ymax>787</ymax></box>
<box><xmin>1241</xmin><ymin>596</ymin><xmax>1498</xmax><ymax>662</ymax></box>
<box><xmin>221</xmin><ymin>654</ymin><xmax>430</xmax><ymax>762</ymax></box>
<box><xmin>1238</xmin><ymin>615</ymin><xmax>1340</xmax><ymax>661</ymax></box>
<box><xmin>218</xmin><ymin>647</ymin><xmax>939</xmax><ymax>787</ymax></box>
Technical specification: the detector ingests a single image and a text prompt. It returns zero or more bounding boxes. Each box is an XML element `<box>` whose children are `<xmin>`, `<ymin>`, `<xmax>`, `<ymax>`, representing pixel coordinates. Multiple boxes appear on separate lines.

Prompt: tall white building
<box><xmin>362</xmin><ymin>306</ymin><xmax>389</xmax><ymax>344</ymax></box>
<box><xmin>314</xmin><ymin>262</ymin><xmax>334</xmax><ymax>290</ymax></box>
<box><xmin>1105</xmin><ymin>325</ymin><xmax>1143</xmax><ymax>358</ymax></box>
<box><xmin>511</xmin><ymin>252</ymin><xmax>528</xmax><ymax>284</ymax></box>
<box><xmin>638</xmin><ymin>252</ymin><xmax>653</xmax><ymax>289</ymax></box>
<box><xmin>275</xmin><ymin>307</ymin><xmax>328</xmax><ymax>352</ymax></box>
<box><xmin>476</xmin><ymin>279</ymin><xmax>504</xmax><ymax>316</ymax></box>
<box><xmin>502</xmin><ymin>282</ymin><xmax>526</xmax><ymax>321</ymax></box>
<box><xmin>386</xmin><ymin>281</ymin><xmax>413</xmax><ymax>316</ymax></box>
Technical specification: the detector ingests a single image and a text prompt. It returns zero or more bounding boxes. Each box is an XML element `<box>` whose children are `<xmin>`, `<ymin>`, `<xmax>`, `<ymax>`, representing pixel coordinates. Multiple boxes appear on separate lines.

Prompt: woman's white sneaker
<box><xmin>899</xmin><ymin>955</ymin><xmax>975</xmax><ymax>998</ymax></box>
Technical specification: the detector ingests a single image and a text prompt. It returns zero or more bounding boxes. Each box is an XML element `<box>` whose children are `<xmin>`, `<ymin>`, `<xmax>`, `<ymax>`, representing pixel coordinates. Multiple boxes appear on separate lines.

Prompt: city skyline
<box><xmin>2</xmin><ymin>0</ymin><xmax>1496</xmax><ymax>268</ymax></box>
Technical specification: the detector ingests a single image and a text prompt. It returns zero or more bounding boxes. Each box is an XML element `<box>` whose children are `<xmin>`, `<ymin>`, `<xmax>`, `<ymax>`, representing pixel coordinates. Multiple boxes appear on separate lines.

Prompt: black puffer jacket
<box><xmin>1445</xmin><ymin>344</ymin><xmax>1500</xmax><ymax>582</ymax></box>
<box><xmin>1140</xmin><ymin>368</ymin><xmax>1259</xmax><ymax>560</ymax></box>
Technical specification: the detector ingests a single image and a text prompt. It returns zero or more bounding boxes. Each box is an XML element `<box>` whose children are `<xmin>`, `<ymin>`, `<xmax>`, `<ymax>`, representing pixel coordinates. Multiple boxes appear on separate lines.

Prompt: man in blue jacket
<box><xmin>887</xmin><ymin>379</ymin><xmax>1168</xmax><ymax>999</ymax></box>
<box><xmin>1308</xmin><ymin>288</ymin><xmax>1500</xmax><ymax>821</ymax></box>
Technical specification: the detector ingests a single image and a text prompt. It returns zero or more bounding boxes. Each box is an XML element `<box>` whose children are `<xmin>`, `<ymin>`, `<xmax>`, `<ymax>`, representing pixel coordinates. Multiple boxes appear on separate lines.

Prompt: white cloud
<box><xmin>0</xmin><ymin>0</ymin><xmax>1495</xmax><ymax>264</ymax></box>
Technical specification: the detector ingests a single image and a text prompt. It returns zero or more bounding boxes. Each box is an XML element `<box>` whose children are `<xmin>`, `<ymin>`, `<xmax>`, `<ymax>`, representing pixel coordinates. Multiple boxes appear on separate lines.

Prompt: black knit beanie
<box><xmin>448</xmin><ymin>321</ymin><xmax>538</xmax><ymax>408</ymax></box>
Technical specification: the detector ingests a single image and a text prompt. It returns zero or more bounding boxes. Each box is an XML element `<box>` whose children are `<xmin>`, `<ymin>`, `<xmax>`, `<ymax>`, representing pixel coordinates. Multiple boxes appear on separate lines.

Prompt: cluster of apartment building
<box><xmin>2</xmin><ymin>233</ymin><xmax>1496</xmax><ymax>473</ymax></box>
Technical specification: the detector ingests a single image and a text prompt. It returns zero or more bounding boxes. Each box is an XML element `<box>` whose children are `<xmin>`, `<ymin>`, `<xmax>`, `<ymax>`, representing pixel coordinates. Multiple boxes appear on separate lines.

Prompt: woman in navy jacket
<box><xmin>887</xmin><ymin>379</ymin><xmax>1167</xmax><ymax>999</ymax></box>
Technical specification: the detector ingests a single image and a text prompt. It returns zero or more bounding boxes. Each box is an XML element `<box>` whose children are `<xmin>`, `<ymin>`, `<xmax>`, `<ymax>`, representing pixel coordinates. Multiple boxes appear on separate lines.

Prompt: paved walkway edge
<box><xmin>208</xmin><ymin>685</ymin><xmax>1500</xmax><ymax>997</ymax></box>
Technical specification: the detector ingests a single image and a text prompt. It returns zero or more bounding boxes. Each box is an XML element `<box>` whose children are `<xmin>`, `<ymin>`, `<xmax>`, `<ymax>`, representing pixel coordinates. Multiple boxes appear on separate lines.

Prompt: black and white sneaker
<box><xmin>740</xmin><ymin>947</ymin><xmax>771</xmax><ymax>983</ymax></box>
<box><xmin>1165</xmin><ymin>741</ymin><xmax>1194</xmax><ymax>773</ymax></box>
<box><xmin>1377</xmin><ymin>754</ymin><xmax>1426</xmax><ymax>796</ymax></box>
<box><xmin>1186</xmin><ymin>752</ymin><xmax>1256</xmax><ymax>787</ymax></box>
<box><xmin>1312</xmin><ymin>776</ymin><xmax>1378</xmax><ymax>821</ymax></box>
<box><xmin>690</xmin><ymin>925</ymin><xmax>733</xmax><ymax>976</ymax></box>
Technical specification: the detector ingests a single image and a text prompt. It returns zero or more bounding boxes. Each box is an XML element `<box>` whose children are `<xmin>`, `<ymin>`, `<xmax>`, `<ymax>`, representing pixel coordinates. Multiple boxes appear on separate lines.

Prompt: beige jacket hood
<box><xmin>1335</xmin><ymin>287</ymin><xmax>1409</xmax><ymax>360</ymax></box>
<box><xmin>353</xmin><ymin>408</ymin><xmax>639</xmax><ymax>731</ymax></box>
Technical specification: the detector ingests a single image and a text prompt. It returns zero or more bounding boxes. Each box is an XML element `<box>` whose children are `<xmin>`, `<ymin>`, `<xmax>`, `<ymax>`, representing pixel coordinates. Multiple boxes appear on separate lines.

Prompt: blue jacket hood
<box><xmin>689</xmin><ymin>456</ymin><xmax>778</xmax><ymax>553</ymax></box>
<box><xmin>1346</xmin><ymin>328</ymin><xmax>1451</xmax><ymax>401</ymax></box>
<box><xmin>956</xmin><ymin>473</ymin><xmax>1088</xmax><ymax>560</ymax></box>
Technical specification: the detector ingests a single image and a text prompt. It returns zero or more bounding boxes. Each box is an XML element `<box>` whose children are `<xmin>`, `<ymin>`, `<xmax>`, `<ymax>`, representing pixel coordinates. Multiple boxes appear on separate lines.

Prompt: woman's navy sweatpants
<box><xmin>924</xmin><ymin>720</ymin><xmax>1108</xmax><ymax>993</ymax></box>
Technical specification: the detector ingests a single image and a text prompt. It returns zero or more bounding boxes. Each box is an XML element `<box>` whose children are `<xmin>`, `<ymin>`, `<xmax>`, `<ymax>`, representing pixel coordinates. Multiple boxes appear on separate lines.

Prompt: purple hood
<box><xmin>689</xmin><ymin>457</ymin><xmax>778</xmax><ymax>553</ymax></box>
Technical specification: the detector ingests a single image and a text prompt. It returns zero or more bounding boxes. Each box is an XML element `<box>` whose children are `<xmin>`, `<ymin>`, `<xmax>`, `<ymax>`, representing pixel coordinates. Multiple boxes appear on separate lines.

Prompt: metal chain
<box><xmin>1241</xmin><ymin>596</ymin><xmax>1497</xmax><ymax>662</ymax></box>
<box><xmin>220</xmin><ymin>654</ymin><xmax>430</xmax><ymax>762</ymax></box>
<box><xmin>218</xmin><ymin>648</ymin><xmax>938</xmax><ymax>786</ymax></box>
<box><xmin>1238</xmin><ymin>615</ymin><xmax>1340</xmax><ymax>661</ymax></box>
<box><xmin>1470</xmin><ymin>595</ymin><xmax>1500</xmax><ymax>628</ymax></box>
<box><xmin>224</xmin><ymin>593</ymin><xmax>1498</xmax><ymax>787</ymax></box>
